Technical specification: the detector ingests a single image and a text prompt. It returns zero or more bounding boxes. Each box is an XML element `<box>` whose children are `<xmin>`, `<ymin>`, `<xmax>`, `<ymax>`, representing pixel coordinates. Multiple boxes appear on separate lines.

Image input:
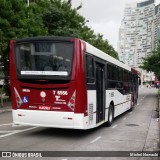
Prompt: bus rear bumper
<box><xmin>12</xmin><ymin>109</ymin><xmax>86</xmax><ymax>129</ymax></box>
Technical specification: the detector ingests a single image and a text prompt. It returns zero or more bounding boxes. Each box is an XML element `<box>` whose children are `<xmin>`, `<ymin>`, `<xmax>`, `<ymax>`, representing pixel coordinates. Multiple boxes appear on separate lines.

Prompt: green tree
<box><xmin>141</xmin><ymin>42</ymin><xmax>160</xmax><ymax>80</ymax></box>
<box><xmin>42</xmin><ymin>0</ymin><xmax>85</xmax><ymax>37</ymax></box>
<box><xmin>42</xmin><ymin>0</ymin><xmax>118</xmax><ymax>59</ymax></box>
<box><xmin>0</xmin><ymin>0</ymin><xmax>48</xmax><ymax>95</ymax></box>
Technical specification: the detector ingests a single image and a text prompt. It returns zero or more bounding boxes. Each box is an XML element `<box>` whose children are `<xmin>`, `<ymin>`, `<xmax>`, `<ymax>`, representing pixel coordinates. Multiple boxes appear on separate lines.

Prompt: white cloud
<box><xmin>89</xmin><ymin>21</ymin><xmax>119</xmax><ymax>50</ymax></box>
<box><xmin>156</xmin><ymin>0</ymin><xmax>160</xmax><ymax>5</ymax></box>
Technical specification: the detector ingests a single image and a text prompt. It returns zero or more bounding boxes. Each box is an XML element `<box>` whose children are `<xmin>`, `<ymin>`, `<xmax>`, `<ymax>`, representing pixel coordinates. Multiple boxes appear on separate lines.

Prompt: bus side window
<box><xmin>85</xmin><ymin>54</ymin><xmax>95</xmax><ymax>84</ymax></box>
<box><xmin>123</xmin><ymin>70</ymin><xmax>129</xmax><ymax>94</ymax></box>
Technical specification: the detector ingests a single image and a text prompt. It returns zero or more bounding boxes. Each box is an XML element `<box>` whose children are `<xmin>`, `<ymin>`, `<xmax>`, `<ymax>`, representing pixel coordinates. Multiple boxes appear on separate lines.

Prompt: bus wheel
<box><xmin>105</xmin><ymin>104</ymin><xmax>114</xmax><ymax>127</ymax></box>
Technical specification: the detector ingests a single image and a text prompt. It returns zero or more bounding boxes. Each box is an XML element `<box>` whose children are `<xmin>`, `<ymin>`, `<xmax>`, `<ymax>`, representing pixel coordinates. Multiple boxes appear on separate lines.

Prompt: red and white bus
<box><xmin>9</xmin><ymin>36</ymin><xmax>138</xmax><ymax>129</ymax></box>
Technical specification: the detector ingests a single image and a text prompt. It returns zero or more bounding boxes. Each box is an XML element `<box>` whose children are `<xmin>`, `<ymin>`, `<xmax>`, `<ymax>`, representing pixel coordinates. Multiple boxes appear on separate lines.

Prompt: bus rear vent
<box><xmin>89</xmin><ymin>103</ymin><xmax>93</xmax><ymax>121</ymax></box>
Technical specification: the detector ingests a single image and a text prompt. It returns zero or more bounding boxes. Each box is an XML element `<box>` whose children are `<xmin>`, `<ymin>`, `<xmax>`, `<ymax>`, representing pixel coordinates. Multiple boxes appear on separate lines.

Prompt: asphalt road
<box><xmin>0</xmin><ymin>87</ymin><xmax>159</xmax><ymax>160</ymax></box>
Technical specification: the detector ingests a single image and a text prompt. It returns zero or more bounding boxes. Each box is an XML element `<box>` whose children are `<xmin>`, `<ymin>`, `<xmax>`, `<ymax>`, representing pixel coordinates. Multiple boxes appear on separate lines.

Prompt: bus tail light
<box><xmin>67</xmin><ymin>91</ymin><xmax>76</xmax><ymax>111</ymax></box>
<box><xmin>14</xmin><ymin>87</ymin><xmax>23</xmax><ymax>108</ymax></box>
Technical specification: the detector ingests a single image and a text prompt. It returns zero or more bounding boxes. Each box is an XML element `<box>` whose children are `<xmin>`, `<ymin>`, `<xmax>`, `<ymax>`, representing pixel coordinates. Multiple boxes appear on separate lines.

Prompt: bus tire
<box><xmin>105</xmin><ymin>104</ymin><xmax>114</xmax><ymax>127</ymax></box>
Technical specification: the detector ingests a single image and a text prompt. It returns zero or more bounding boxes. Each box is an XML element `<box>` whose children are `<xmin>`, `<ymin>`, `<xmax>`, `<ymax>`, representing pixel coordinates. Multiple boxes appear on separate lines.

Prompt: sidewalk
<box><xmin>158</xmin><ymin>94</ymin><xmax>160</xmax><ymax>153</ymax></box>
<box><xmin>0</xmin><ymin>101</ymin><xmax>12</xmax><ymax>113</ymax></box>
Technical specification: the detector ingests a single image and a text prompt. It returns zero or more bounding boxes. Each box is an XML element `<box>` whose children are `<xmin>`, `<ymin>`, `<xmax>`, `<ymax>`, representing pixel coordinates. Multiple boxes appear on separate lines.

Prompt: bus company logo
<box><xmin>40</xmin><ymin>91</ymin><xmax>46</xmax><ymax>98</ymax></box>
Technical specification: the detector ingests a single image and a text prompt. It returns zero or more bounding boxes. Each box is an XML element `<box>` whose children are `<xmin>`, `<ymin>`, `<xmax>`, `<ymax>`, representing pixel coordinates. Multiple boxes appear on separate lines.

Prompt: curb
<box><xmin>0</xmin><ymin>107</ymin><xmax>12</xmax><ymax>113</ymax></box>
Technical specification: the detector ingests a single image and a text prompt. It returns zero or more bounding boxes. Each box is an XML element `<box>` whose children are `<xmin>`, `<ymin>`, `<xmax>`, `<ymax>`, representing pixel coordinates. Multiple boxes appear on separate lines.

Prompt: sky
<box><xmin>72</xmin><ymin>0</ymin><xmax>160</xmax><ymax>51</ymax></box>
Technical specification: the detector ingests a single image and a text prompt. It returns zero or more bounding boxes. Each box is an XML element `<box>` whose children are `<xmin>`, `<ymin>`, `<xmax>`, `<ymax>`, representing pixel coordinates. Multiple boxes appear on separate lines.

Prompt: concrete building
<box><xmin>118</xmin><ymin>0</ymin><xmax>155</xmax><ymax>68</ymax></box>
<box><xmin>154</xmin><ymin>3</ymin><xmax>160</xmax><ymax>48</ymax></box>
<box><xmin>118</xmin><ymin>0</ymin><xmax>160</xmax><ymax>83</ymax></box>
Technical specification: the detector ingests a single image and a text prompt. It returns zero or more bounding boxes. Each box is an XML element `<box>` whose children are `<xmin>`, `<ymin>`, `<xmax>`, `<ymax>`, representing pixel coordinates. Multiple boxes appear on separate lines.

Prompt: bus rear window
<box><xmin>15</xmin><ymin>42</ymin><xmax>74</xmax><ymax>79</ymax></box>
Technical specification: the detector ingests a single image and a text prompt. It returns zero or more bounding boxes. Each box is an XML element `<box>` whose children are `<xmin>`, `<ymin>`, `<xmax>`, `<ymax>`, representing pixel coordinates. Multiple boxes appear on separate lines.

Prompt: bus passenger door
<box><xmin>96</xmin><ymin>63</ymin><xmax>105</xmax><ymax>123</ymax></box>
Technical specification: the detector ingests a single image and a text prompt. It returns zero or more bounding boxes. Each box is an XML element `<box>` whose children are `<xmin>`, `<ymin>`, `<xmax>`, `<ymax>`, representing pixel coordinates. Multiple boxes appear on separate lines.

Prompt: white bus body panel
<box><xmin>84</xmin><ymin>41</ymin><xmax>132</xmax><ymax>129</ymax></box>
<box><xmin>12</xmin><ymin>110</ymin><xmax>89</xmax><ymax>129</ymax></box>
<box><xmin>86</xmin><ymin>90</ymin><xmax>131</xmax><ymax>129</ymax></box>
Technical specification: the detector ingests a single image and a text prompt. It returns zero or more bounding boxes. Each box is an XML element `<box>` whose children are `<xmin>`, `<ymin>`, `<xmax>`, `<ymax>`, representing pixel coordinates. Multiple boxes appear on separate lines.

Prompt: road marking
<box><xmin>112</xmin><ymin>125</ymin><xmax>117</xmax><ymax>129</ymax></box>
<box><xmin>130</xmin><ymin>112</ymin><xmax>133</xmax><ymax>114</ymax></box>
<box><xmin>0</xmin><ymin>130</ymin><xmax>27</xmax><ymax>133</ymax></box>
<box><xmin>11</xmin><ymin>126</ymin><xmax>38</xmax><ymax>133</ymax></box>
<box><xmin>90</xmin><ymin>136</ymin><xmax>101</xmax><ymax>144</ymax></box>
<box><xmin>0</xmin><ymin>131</ymin><xmax>17</xmax><ymax>133</ymax></box>
<box><xmin>123</xmin><ymin>117</ymin><xmax>127</xmax><ymax>120</ymax></box>
<box><xmin>0</xmin><ymin>123</ymin><xmax>12</xmax><ymax>127</ymax></box>
<box><xmin>0</xmin><ymin>132</ymin><xmax>18</xmax><ymax>138</ymax></box>
<box><xmin>137</xmin><ymin>103</ymin><xmax>139</xmax><ymax>106</ymax></box>
<box><xmin>0</xmin><ymin>126</ymin><xmax>38</xmax><ymax>138</ymax></box>
<box><xmin>12</xmin><ymin>124</ymin><xmax>27</xmax><ymax>127</ymax></box>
